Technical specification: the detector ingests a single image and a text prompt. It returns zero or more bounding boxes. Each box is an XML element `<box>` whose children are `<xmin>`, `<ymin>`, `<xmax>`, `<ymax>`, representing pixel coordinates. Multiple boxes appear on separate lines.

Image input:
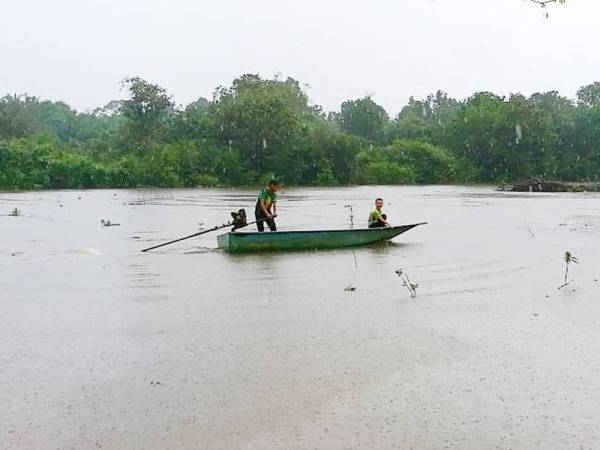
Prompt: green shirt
<box><xmin>258</xmin><ymin>188</ymin><xmax>277</xmax><ymax>208</ymax></box>
<box><xmin>368</xmin><ymin>208</ymin><xmax>383</xmax><ymax>226</ymax></box>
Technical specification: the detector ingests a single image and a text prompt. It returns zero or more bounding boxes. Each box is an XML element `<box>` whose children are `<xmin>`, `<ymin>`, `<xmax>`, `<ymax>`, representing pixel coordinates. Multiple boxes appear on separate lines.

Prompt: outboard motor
<box><xmin>231</xmin><ymin>209</ymin><xmax>247</xmax><ymax>230</ymax></box>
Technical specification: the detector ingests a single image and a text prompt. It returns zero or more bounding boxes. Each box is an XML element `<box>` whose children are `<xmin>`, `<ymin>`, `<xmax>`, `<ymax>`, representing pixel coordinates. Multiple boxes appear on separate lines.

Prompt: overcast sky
<box><xmin>1</xmin><ymin>0</ymin><xmax>598</xmax><ymax>115</ymax></box>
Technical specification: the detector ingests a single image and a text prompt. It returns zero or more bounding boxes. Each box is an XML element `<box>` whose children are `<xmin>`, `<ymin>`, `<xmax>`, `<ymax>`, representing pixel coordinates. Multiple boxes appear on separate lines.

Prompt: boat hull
<box><xmin>217</xmin><ymin>223</ymin><xmax>425</xmax><ymax>253</ymax></box>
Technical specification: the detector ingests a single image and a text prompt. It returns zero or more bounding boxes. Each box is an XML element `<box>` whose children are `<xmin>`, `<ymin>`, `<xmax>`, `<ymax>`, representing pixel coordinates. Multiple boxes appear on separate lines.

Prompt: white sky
<box><xmin>1</xmin><ymin>0</ymin><xmax>598</xmax><ymax>115</ymax></box>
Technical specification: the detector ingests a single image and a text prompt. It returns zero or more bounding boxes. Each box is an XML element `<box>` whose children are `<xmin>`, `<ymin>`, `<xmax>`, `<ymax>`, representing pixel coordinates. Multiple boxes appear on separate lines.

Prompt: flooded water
<box><xmin>2</xmin><ymin>185</ymin><xmax>600</xmax><ymax>450</ymax></box>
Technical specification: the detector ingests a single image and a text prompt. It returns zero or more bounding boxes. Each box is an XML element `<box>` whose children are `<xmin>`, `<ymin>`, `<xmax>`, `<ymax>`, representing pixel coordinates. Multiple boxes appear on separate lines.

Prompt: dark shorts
<box><xmin>255</xmin><ymin>201</ymin><xmax>276</xmax><ymax>232</ymax></box>
<box><xmin>369</xmin><ymin>222</ymin><xmax>386</xmax><ymax>228</ymax></box>
<box><xmin>368</xmin><ymin>214</ymin><xmax>387</xmax><ymax>228</ymax></box>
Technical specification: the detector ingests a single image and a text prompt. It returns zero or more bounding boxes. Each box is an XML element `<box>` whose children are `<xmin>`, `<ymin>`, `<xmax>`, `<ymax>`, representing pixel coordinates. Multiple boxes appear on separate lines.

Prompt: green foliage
<box><xmin>298</xmin><ymin>120</ymin><xmax>366</xmax><ymax>185</ymax></box>
<box><xmin>211</xmin><ymin>74</ymin><xmax>316</xmax><ymax>181</ymax></box>
<box><xmin>0</xmin><ymin>74</ymin><xmax>599</xmax><ymax>190</ymax></box>
<box><xmin>386</xmin><ymin>140</ymin><xmax>457</xmax><ymax>183</ymax></box>
<box><xmin>355</xmin><ymin>148</ymin><xmax>417</xmax><ymax>184</ymax></box>
<box><xmin>0</xmin><ymin>95</ymin><xmax>42</xmax><ymax>138</ymax></box>
<box><xmin>577</xmin><ymin>82</ymin><xmax>600</xmax><ymax>108</ymax></box>
<box><xmin>335</xmin><ymin>96</ymin><xmax>389</xmax><ymax>142</ymax></box>
<box><xmin>175</xmin><ymin>97</ymin><xmax>213</xmax><ymax>141</ymax></box>
<box><xmin>120</xmin><ymin>77</ymin><xmax>175</xmax><ymax>152</ymax></box>
<box><xmin>0</xmin><ymin>134</ymin><xmax>109</xmax><ymax>189</ymax></box>
<box><xmin>446</xmin><ymin>92</ymin><xmax>558</xmax><ymax>181</ymax></box>
<box><xmin>354</xmin><ymin>139</ymin><xmax>456</xmax><ymax>184</ymax></box>
<box><xmin>388</xmin><ymin>91</ymin><xmax>460</xmax><ymax>145</ymax></box>
<box><xmin>570</xmin><ymin>104</ymin><xmax>600</xmax><ymax>181</ymax></box>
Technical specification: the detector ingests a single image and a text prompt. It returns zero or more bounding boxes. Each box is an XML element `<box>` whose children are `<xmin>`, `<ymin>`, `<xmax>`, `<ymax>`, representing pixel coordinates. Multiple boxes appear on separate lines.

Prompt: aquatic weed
<box><xmin>558</xmin><ymin>251</ymin><xmax>578</xmax><ymax>289</ymax></box>
<box><xmin>395</xmin><ymin>269</ymin><xmax>418</xmax><ymax>298</ymax></box>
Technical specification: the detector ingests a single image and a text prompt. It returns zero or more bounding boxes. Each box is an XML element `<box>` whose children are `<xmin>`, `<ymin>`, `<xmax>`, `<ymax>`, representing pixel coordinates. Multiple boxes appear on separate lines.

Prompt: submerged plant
<box><xmin>558</xmin><ymin>251</ymin><xmax>578</xmax><ymax>289</ymax></box>
<box><xmin>395</xmin><ymin>269</ymin><xmax>418</xmax><ymax>297</ymax></box>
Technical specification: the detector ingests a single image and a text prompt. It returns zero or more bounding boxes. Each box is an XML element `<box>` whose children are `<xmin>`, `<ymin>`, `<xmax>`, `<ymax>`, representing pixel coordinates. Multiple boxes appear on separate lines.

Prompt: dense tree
<box><xmin>386</xmin><ymin>140</ymin><xmax>457</xmax><ymax>184</ymax></box>
<box><xmin>388</xmin><ymin>91</ymin><xmax>460</xmax><ymax>145</ymax></box>
<box><xmin>0</xmin><ymin>95</ymin><xmax>41</xmax><ymax>138</ymax></box>
<box><xmin>529</xmin><ymin>91</ymin><xmax>577</xmax><ymax>179</ymax></box>
<box><xmin>298</xmin><ymin>120</ymin><xmax>366</xmax><ymax>184</ymax></box>
<box><xmin>1</xmin><ymin>74</ymin><xmax>599</xmax><ymax>190</ymax></box>
<box><xmin>120</xmin><ymin>77</ymin><xmax>175</xmax><ymax>152</ymax></box>
<box><xmin>211</xmin><ymin>74</ymin><xmax>317</xmax><ymax>182</ymax></box>
<box><xmin>576</xmin><ymin>82</ymin><xmax>600</xmax><ymax>108</ymax></box>
<box><xmin>335</xmin><ymin>96</ymin><xmax>389</xmax><ymax>142</ymax></box>
<box><xmin>571</xmin><ymin>102</ymin><xmax>600</xmax><ymax>180</ymax></box>
<box><xmin>446</xmin><ymin>92</ymin><xmax>557</xmax><ymax>181</ymax></box>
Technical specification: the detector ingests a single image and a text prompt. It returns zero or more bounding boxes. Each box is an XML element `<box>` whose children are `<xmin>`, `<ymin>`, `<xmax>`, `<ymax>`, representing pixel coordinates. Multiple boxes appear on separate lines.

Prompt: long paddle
<box><xmin>140</xmin><ymin>211</ymin><xmax>275</xmax><ymax>252</ymax></box>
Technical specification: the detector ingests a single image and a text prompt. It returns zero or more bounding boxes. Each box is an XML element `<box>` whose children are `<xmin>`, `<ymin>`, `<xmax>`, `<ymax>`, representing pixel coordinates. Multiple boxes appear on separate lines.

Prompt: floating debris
<box><xmin>101</xmin><ymin>219</ymin><xmax>121</xmax><ymax>227</ymax></box>
<box><xmin>344</xmin><ymin>285</ymin><xmax>356</xmax><ymax>292</ymax></box>
<box><xmin>74</xmin><ymin>248</ymin><xmax>104</xmax><ymax>256</ymax></box>
<box><xmin>498</xmin><ymin>178</ymin><xmax>600</xmax><ymax>193</ymax></box>
<box><xmin>8</xmin><ymin>208</ymin><xmax>21</xmax><ymax>217</ymax></box>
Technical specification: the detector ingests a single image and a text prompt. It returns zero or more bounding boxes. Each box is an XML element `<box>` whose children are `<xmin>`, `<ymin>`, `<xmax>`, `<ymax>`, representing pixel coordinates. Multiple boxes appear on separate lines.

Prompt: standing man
<box><xmin>255</xmin><ymin>179</ymin><xmax>279</xmax><ymax>232</ymax></box>
<box><xmin>368</xmin><ymin>197</ymin><xmax>390</xmax><ymax>228</ymax></box>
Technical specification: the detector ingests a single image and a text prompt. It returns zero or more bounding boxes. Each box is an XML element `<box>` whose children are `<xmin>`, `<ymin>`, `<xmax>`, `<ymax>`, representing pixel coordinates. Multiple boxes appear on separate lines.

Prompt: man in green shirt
<box><xmin>255</xmin><ymin>179</ymin><xmax>279</xmax><ymax>232</ymax></box>
<box><xmin>368</xmin><ymin>197</ymin><xmax>390</xmax><ymax>228</ymax></box>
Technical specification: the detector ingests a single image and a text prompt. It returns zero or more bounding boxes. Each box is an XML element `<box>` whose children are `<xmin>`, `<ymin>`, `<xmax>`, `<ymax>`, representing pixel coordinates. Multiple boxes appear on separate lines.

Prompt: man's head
<box><xmin>375</xmin><ymin>198</ymin><xmax>384</xmax><ymax>210</ymax></box>
<box><xmin>267</xmin><ymin>178</ymin><xmax>280</xmax><ymax>193</ymax></box>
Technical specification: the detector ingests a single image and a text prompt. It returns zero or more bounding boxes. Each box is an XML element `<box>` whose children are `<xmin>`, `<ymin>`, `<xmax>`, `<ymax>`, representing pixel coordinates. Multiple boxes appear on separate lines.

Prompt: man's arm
<box><xmin>259</xmin><ymin>200</ymin><xmax>272</xmax><ymax>218</ymax></box>
<box><xmin>374</xmin><ymin>210</ymin><xmax>390</xmax><ymax>226</ymax></box>
<box><xmin>272</xmin><ymin>201</ymin><xmax>277</xmax><ymax>217</ymax></box>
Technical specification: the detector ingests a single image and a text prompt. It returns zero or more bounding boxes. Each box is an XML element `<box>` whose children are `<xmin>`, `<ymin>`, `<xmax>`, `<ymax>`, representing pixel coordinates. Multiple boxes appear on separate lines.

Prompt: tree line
<box><xmin>1</xmin><ymin>74</ymin><xmax>599</xmax><ymax>190</ymax></box>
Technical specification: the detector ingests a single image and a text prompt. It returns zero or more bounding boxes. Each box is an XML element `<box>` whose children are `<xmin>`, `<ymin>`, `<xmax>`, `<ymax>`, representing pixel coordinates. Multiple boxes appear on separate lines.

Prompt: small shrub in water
<box><xmin>395</xmin><ymin>269</ymin><xmax>418</xmax><ymax>297</ymax></box>
<box><xmin>558</xmin><ymin>251</ymin><xmax>578</xmax><ymax>289</ymax></box>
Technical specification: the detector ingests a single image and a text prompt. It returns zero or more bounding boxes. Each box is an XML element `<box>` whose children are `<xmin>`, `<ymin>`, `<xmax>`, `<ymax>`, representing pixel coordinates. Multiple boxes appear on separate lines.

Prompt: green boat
<box><xmin>217</xmin><ymin>223</ymin><xmax>426</xmax><ymax>253</ymax></box>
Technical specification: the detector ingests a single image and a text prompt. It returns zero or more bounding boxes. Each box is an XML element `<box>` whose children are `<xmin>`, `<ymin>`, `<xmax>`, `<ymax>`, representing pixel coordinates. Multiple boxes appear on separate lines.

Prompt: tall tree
<box><xmin>530</xmin><ymin>91</ymin><xmax>577</xmax><ymax>179</ymax></box>
<box><xmin>335</xmin><ymin>96</ymin><xmax>389</xmax><ymax>142</ymax></box>
<box><xmin>576</xmin><ymin>82</ymin><xmax>600</xmax><ymax>108</ymax></box>
<box><xmin>211</xmin><ymin>74</ymin><xmax>316</xmax><ymax>182</ymax></box>
<box><xmin>120</xmin><ymin>77</ymin><xmax>174</xmax><ymax>152</ymax></box>
<box><xmin>0</xmin><ymin>95</ymin><xmax>41</xmax><ymax>138</ymax></box>
<box><xmin>388</xmin><ymin>91</ymin><xmax>460</xmax><ymax>145</ymax></box>
<box><xmin>447</xmin><ymin>92</ymin><xmax>557</xmax><ymax>180</ymax></box>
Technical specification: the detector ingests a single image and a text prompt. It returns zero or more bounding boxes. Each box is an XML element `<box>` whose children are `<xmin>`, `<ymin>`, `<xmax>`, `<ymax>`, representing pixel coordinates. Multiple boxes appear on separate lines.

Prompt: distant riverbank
<box><xmin>3</xmin><ymin>76</ymin><xmax>600</xmax><ymax>193</ymax></box>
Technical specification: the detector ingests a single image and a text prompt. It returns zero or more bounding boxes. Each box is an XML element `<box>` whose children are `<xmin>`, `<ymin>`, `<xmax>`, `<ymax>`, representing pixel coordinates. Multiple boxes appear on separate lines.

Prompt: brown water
<box><xmin>2</xmin><ymin>186</ymin><xmax>600</xmax><ymax>450</ymax></box>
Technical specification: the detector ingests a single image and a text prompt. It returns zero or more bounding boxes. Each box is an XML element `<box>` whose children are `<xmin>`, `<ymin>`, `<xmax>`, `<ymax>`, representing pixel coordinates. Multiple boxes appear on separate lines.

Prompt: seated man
<box><xmin>368</xmin><ymin>197</ymin><xmax>390</xmax><ymax>228</ymax></box>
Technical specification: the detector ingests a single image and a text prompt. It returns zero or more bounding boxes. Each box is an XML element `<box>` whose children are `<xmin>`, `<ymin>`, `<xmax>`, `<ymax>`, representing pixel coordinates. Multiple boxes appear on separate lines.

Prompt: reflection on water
<box><xmin>3</xmin><ymin>186</ymin><xmax>600</xmax><ymax>449</ymax></box>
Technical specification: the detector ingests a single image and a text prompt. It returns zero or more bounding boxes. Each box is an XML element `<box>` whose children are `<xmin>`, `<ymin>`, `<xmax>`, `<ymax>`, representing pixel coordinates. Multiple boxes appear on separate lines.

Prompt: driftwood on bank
<box><xmin>498</xmin><ymin>179</ymin><xmax>600</xmax><ymax>192</ymax></box>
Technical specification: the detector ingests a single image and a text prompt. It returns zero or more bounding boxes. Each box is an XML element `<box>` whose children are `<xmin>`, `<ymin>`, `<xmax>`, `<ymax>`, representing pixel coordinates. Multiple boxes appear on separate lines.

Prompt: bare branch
<box><xmin>529</xmin><ymin>0</ymin><xmax>565</xmax><ymax>6</ymax></box>
<box><xmin>530</xmin><ymin>0</ymin><xmax>557</xmax><ymax>5</ymax></box>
